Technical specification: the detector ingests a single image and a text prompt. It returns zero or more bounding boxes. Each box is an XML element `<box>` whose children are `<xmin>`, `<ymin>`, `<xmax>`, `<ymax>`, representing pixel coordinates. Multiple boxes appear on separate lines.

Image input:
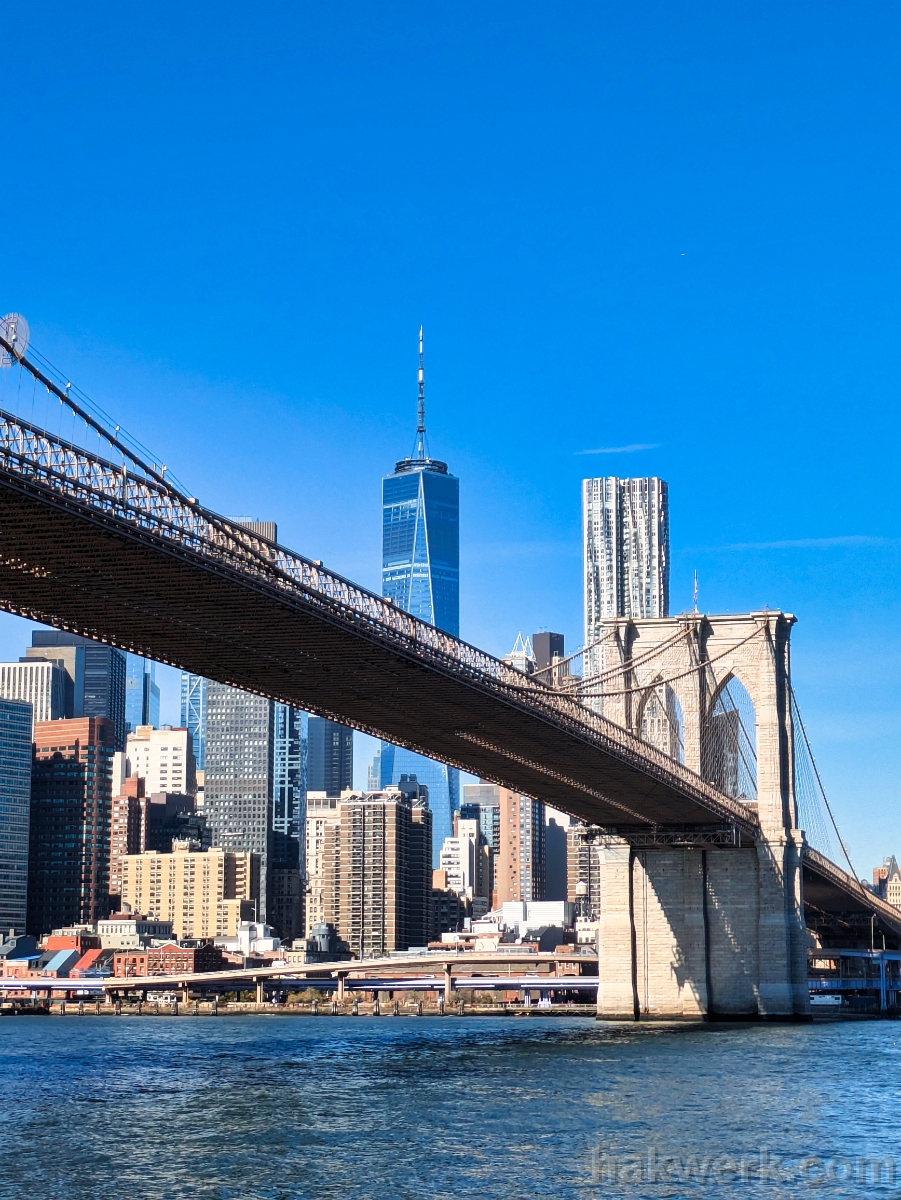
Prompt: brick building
<box><xmin>28</xmin><ymin>718</ymin><xmax>117</xmax><ymax>936</ymax></box>
<box><xmin>111</xmin><ymin>941</ymin><xmax>225</xmax><ymax>978</ymax></box>
<box><xmin>109</xmin><ymin>776</ymin><xmax>145</xmax><ymax>901</ymax></box>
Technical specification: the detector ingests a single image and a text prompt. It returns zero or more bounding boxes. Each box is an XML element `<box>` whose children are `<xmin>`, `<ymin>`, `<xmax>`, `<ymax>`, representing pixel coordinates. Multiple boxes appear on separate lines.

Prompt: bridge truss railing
<box><xmin>0</xmin><ymin>342</ymin><xmax>759</xmax><ymax>832</ymax></box>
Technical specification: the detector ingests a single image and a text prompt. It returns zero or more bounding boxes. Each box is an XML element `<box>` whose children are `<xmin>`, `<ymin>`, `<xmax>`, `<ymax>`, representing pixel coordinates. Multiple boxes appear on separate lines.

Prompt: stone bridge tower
<box><xmin>589</xmin><ymin>611</ymin><xmax>809</xmax><ymax>1020</ymax></box>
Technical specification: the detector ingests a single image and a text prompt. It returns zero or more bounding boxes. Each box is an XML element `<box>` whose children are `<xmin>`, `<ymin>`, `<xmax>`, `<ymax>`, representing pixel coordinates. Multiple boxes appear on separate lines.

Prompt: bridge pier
<box><xmin>597</xmin><ymin>837</ymin><xmax>809</xmax><ymax>1021</ymax></box>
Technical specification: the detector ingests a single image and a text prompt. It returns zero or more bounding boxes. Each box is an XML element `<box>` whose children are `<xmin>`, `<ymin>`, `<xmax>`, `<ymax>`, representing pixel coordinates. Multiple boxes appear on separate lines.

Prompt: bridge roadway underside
<box><xmin>0</xmin><ymin>473</ymin><xmax>746</xmax><ymax>829</ymax></box>
<box><xmin>803</xmin><ymin>859</ymin><xmax>901</xmax><ymax>948</ymax></box>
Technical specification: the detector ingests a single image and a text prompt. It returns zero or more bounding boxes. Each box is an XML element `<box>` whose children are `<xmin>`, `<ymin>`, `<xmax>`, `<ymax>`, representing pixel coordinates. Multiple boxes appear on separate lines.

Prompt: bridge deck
<box><xmin>803</xmin><ymin>847</ymin><xmax>901</xmax><ymax>939</ymax></box>
<box><xmin>0</xmin><ymin>358</ymin><xmax>887</xmax><ymax>932</ymax></box>
<box><xmin>0</xmin><ymin>400</ymin><xmax>757</xmax><ymax>831</ymax></box>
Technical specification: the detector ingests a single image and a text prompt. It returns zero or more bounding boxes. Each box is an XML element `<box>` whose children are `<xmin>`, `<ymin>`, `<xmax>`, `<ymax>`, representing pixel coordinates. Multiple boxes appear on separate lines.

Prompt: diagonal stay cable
<box><xmin>568</xmin><ymin>624</ymin><xmax>765</xmax><ymax>699</ymax></box>
<box><xmin>789</xmin><ymin>686</ymin><xmax>861</xmax><ymax>885</ymax></box>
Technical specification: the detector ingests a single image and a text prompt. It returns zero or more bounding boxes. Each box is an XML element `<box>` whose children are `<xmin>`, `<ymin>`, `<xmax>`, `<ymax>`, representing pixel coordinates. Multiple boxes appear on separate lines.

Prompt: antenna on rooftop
<box><xmin>414</xmin><ymin>325</ymin><xmax>427</xmax><ymax>460</ymax></box>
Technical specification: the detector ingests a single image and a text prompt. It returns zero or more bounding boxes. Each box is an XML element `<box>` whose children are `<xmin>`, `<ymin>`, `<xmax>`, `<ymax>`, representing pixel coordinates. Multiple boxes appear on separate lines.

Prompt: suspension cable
<box><xmin>0</xmin><ymin>332</ymin><xmax>171</xmax><ymax>491</ymax></box>
<box><xmin>790</xmin><ymin>685</ymin><xmax>860</xmax><ymax>884</ymax></box>
<box><xmin>533</xmin><ymin>624</ymin><xmax>689</xmax><ymax>685</ymax></box>
<box><xmin>568</xmin><ymin>624</ymin><xmax>765</xmax><ymax>699</ymax></box>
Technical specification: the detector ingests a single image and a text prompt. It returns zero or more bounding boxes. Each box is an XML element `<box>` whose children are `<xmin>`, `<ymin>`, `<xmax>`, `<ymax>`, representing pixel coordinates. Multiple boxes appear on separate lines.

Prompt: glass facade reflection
<box><xmin>379</xmin><ymin>335</ymin><xmax>460</xmax><ymax>862</ymax></box>
<box><xmin>382</xmin><ymin>465</ymin><xmax>459</xmax><ymax>636</ymax></box>
<box><xmin>180</xmin><ymin>673</ymin><xmax>207</xmax><ymax>769</ymax></box>
<box><xmin>0</xmin><ymin>698</ymin><xmax>32</xmax><ymax>933</ymax></box>
<box><xmin>126</xmin><ymin>654</ymin><xmax>160</xmax><ymax>735</ymax></box>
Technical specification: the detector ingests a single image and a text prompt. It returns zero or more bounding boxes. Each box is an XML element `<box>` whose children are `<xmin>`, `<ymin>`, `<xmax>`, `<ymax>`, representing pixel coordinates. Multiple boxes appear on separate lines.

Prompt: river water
<box><xmin>1</xmin><ymin>1015</ymin><xmax>899</xmax><ymax>1198</ymax></box>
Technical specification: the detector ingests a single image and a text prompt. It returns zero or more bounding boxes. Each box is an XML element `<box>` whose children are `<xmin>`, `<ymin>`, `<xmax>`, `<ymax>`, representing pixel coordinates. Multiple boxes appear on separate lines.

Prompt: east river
<box><xmin>2</xmin><ymin>1015</ymin><xmax>900</xmax><ymax>1198</ymax></box>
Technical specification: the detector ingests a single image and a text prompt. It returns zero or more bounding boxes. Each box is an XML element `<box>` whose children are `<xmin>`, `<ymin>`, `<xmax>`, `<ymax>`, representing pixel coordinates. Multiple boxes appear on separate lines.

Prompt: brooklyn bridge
<box><xmin>0</xmin><ymin>324</ymin><xmax>895</xmax><ymax>1021</ymax></box>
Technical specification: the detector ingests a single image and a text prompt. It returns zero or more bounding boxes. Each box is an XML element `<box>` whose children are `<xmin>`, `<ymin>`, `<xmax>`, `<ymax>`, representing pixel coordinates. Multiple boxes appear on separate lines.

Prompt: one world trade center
<box><xmin>377</xmin><ymin>328</ymin><xmax>459</xmax><ymax>861</ymax></box>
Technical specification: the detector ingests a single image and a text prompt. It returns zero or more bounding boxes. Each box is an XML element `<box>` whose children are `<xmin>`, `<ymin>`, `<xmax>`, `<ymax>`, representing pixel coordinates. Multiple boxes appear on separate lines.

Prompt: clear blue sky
<box><xmin>1</xmin><ymin>2</ymin><xmax>899</xmax><ymax>872</ymax></box>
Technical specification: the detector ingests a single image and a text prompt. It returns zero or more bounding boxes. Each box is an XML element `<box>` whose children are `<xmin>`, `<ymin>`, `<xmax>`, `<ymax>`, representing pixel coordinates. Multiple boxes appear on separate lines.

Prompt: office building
<box><xmin>504</xmin><ymin>632</ymin><xmax>536</xmax><ymax>675</ymax></box>
<box><xmin>431</xmin><ymin>870</ymin><xmax>470</xmax><ymax>938</ymax></box>
<box><xmin>179</xmin><ymin>519</ymin><xmax>305</xmax><ymax>939</ymax></box>
<box><xmin>582</xmin><ymin>476</ymin><xmax>669</xmax><ymax>648</ymax></box>
<box><xmin>545</xmin><ymin>816</ymin><xmax>568</xmax><ymax>902</ymax></box>
<box><xmin>530</xmin><ymin>631</ymin><xmax>574</xmax><ymax>691</ymax></box>
<box><xmin>203</xmin><ymin>684</ymin><xmax>306</xmax><ymax>936</ymax></box>
<box><xmin>379</xmin><ymin>329</ymin><xmax>459</xmax><ymax>859</ymax></box>
<box><xmin>119</xmin><ymin>843</ymin><xmax>259</xmax><ymax>940</ymax></box>
<box><xmin>203</xmin><ymin>683</ymin><xmax>273</xmax><ymax>884</ymax></box>
<box><xmin>97</xmin><ymin>912</ymin><xmax>174</xmax><ymax>949</ymax></box>
<box><xmin>143</xmin><ymin>791</ymin><xmax>206</xmax><ymax>853</ymax></box>
<box><xmin>463</xmin><ymin>781</ymin><xmax>545</xmax><ymax>906</ymax></box>
<box><xmin>23</xmin><ymin>635</ymin><xmax>83</xmax><ymax>719</ymax></box>
<box><xmin>532</xmin><ymin>632</ymin><xmax>564</xmax><ymax>672</ymax></box>
<box><xmin>566</xmin><ymin>823</ymin><xmax>603</xmax><ymax>920</ymax></box>
<box><xmin>109</xmin><ymin>776</ymin><xmax>145</xmax><ymax>901</ymax></box>
<box><xmin>461</xmin><ymin>787</ymin><xmax>502</xmax><ymax>852</ymax></box>
<box><xmin>304</xmin><ymin>792</ymin><xmax>342</xmax><ymax>936</ymax></box>
<box><xmin>180</xmin><ymin>673</ymin><xmax>207</xmax><ymax>769</ymax></box>
<box><xmin>125</xmin><ymin>655</ymin><xmax>160</xmax><ymax>735</ymax></box>
<box><xmin>439</xmin><ymin>817</ymin><xmax>491</xmax><ymax>907</ymax></box>
<box><xmin>181</xmin><ymin>675</ymin><xmax>305</xmax><ymax>932</ymax></box>
<box><xmin>376</xmin><ymin>749</ymin><xmax>456</xmax><ymax>866</ymax></box>
<box><xmin>111</xmin><ymin>941</ymin><xmax>225</xmax><ymax>977</ymax></box>
<box><xmin>872</xmin><ymin>856</ymin><xmax>901</xmax><ymax>909</ymax></box>
<box><xmin>381</xmin><ymin>330</ymin><xmax>459</xmax><ymax>634</ymax></box>
<box><xmin>26</xmin><ymin>631</ymin><xmax>127</xmax><ymax>749</ymax></box>
<box><xmin>269</xmin><ymin>864</ymin><xmax>304</xmax><ymax>943</ymax></box>
<box><xmin>230</xmin><ymin>518</ymin><xmax>277</xmax><ymax>543</ymax></box>
<box><xmin>0</xmin><ymin>661</ymin><xmax>65</xmax><ymax>730</ymax></box>
<box><xmin>316</xmin><ymin>787</ymin><xmax>432</xmax><ymax>958</ymax></box>
<box><xmin>269</xmin><ymin>705</ymin><xmax>306</xmax><ymax>940</ymax></box>
<box><xmin>307</xmin><ymin>716</ymin><xmax>351</xmax><ymax>797</ymax></box>
<box><xmin>126</xmin><ymin>724</ymin><xmax>196</xmax><ymax>796</ymax></box>
<box><xmin>460</xmin><ymin>785</ymin><xmax>501</xmax><ymax>899</ymax></box>
<box><xmin>27</xmin><ymin>717</ymin><xmax>117</xmax><ymax>935</ymax></box>
<box><xmin>0</xmin><ymin>698</ymin><xmax>33</xmax><ymax>934</ymax></box>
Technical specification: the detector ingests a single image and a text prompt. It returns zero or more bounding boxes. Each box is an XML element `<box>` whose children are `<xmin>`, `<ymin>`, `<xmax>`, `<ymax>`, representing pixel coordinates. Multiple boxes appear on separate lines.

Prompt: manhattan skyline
<box><xmin>0</xmin><ymin>3</ymin><xmax>898</xmax><ymax>875</ymax></box>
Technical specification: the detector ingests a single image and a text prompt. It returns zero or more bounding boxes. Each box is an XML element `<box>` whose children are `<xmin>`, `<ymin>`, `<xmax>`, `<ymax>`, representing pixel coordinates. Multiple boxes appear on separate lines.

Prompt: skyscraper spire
<box><xmin>414</xmin><ymin>324</ymin><xmax>426</xmax><ymax>460</ymax></box>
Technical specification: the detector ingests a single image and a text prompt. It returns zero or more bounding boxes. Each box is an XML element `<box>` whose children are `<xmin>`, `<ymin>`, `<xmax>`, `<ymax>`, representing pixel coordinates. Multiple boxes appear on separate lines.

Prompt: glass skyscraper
<box><xmin>379</xmin><ymin>329</ymin><xmax>459</xmax><ymax>862</ymax></box>
<box><xmin>382</xmin><ymin>459</ymin><xmax>460</xmax><ymax>634</ymax></box>
<box><xmin>273</xmin><ymin>704</ymin><xmax>307</xmax><ymax>876</ymax></box>
<box><xmin>125</xmin><ymin>654</ymin><xmax>160</xmax><ymax>735</ymax></box>
<box><xmin>199</xmin><ymin>679</ymin><xmax>307</xmax><ymax>938</ymax></box>
<box><xmin>307</xmin><ymin>716</ymin><xmax>353</xmax><ymax>796</ymax></box>
<box><xmin>27</xmin><ymin>631</ymin><xmax>127</xmax><ymax>749</ymax></box>
<box><xmin>0</xmin><ymin>698</ymin><xmax>33</xmax><ymax>934</ymax></box>
<box><xmin>180</xmin><ymin>673</ymin><xmax>207</xmax><ymax>769</ymax></box>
